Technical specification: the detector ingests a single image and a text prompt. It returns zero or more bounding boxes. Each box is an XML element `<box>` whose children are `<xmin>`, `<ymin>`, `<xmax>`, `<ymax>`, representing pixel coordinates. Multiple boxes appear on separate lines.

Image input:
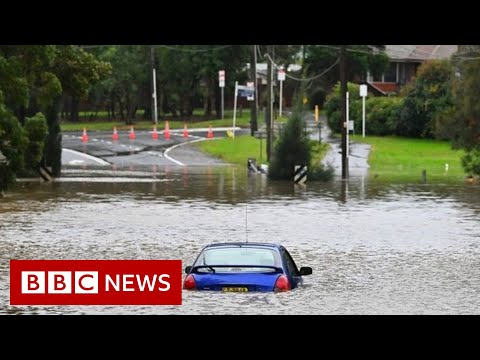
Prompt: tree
<box><xmin>397</xmin><ymin>60</ymin><xmax>455</xmax><ymax>138</ymax></box>
<box><xmin>450</xmin><ymin>46</ymin><xmax>480</xmax><ymax>176</ymax></box>
<box><xmin>304</xmin><ymin>45</ymin><xmax>388</xmax><ymax>107</ymax></box>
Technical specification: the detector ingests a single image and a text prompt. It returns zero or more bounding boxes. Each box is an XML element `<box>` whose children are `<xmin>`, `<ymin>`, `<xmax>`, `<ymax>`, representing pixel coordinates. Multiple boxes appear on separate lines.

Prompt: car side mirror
<box><xmin>185</xmin><ymin>266</ymin><xmax>192</xmax><ymax>274</ymax></box>
<box><xmin>299</xmin><ymin>267</ymin><xmax>312</xmax><ymax>276</ymax></box>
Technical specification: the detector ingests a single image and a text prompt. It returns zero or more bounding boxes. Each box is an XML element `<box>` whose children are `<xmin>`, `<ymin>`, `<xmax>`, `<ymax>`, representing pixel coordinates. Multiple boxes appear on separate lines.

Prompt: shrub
<box><xmin>23</xmin><ymin>112</ymin><xmax>48</xmax><ymax>175</ymax></box>
<box><xmin>364</xmin><ymin>96</ymin><xmax>404</xmax><ymax>136</ymax></box>
<box><xmin>324</xmin><ymin>82</ymin><xmax>361</xmax><ymax>134</ymax></box>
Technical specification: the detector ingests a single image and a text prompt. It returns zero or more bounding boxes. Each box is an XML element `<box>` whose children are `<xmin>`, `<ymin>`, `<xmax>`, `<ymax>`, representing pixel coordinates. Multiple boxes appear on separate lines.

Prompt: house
<box><xmin>367</xmin><ymin>45</ymin><xmax>458</xmax><ymax>95</ymax></box>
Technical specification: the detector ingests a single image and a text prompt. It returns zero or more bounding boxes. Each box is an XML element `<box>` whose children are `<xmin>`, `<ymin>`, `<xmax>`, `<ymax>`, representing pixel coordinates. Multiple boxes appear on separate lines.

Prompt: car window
<box><xmin>195</xmin><ymin>247</ymin><xmax>281</xmax><ymax>273</ymax></box>
<box><xmin>281</xmin><ymin>248</ymin><xmax>300</xmax><ymax>276</ymax></box>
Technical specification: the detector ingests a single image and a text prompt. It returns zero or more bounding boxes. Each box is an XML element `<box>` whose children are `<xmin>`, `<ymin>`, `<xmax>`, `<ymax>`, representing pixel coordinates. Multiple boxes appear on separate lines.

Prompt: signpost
<box><xmin>360</xmin><ymin>84</ymin><xmax>368</xmax><ymax>138</ymax></box>
<box><xmin>277</xmin><ymin>67</ymin><xmax>286</xmax><ymax>117</ymax></box>
<box><xmin>152</xmin><ymin>68</ymin><xmax>158</xmax><ymax>126</ymax></box>
<box><xmin>233</xmin><ymin>82</ymin><xmax>255</xmax><ymax>138</ymax></box>
<box><xmin>219</xmin><ymin>70</ymin><xmax>225</xmax><ymax>120</ymax></box>
<box><xmin>254</xmin><ymin>130</ymin><xmax>267</xmax><ymax>161</ymax></box>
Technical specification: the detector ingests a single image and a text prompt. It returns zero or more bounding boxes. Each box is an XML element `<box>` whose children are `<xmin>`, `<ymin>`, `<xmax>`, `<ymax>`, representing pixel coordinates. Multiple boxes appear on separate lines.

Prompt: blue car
<box><xmin>183</xmin><ymin>242</ymin><xmax>312</xmax><ymax>292</ymax></box>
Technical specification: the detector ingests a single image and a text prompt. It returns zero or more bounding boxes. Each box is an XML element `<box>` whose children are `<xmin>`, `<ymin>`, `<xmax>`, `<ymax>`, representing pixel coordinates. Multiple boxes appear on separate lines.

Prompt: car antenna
<box><xmin>245</xmin><ymin>203</ymin><xmax>248</xmax><ymax>243</ymax></box>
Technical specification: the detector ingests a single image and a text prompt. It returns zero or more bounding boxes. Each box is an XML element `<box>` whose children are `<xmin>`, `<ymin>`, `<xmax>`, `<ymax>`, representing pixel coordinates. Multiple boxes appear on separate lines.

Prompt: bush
<box><xmin>364</xmin><ymin>96</ymin><xmax>404</xmax><ymax>136</ymax></box>
<box><xmin>268</xmin><ymin>111</ymin><xmax>333</xmax><ymax>181</ymax></box>
<box><xmin>0</xmin><ymin>104</ymin><xmax>27</xmax><ymax>190</ymax></box>
<box><xmin>23</xmin><ymin>112</ymin><xmax>48</xmax><ymax>175</ymax></box>
<box><xmin>324</xmin><ymin>82</ymin><xmax>361</xmax><ymax>134</ymax></box>
<box><xmin>397</xmin><ymin>60</ymin><xmax>454</xmax><ymax>138</ymax></box>
<box><xmin>461</xmin><ymin>147</ymin><xmax>480</xmax><ymax>176</ymax></box>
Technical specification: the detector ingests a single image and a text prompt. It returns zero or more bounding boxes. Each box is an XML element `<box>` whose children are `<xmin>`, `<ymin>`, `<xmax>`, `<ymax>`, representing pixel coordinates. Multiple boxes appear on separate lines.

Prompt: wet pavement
<box><xmin>304</xmin><ymin>113</ymin><xmax>371</xmax><ymax>176</ymax></box>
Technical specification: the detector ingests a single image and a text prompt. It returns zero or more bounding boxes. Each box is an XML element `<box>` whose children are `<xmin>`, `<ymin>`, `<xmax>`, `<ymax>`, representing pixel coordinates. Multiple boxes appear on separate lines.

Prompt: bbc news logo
<box><xmin>10</xmin><ymin>260</ymin><xmax>182</xmax><ymax>305</ymax></box>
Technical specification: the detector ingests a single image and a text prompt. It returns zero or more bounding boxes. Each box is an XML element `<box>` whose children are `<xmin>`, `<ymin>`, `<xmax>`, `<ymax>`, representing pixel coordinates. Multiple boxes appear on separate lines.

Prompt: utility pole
<box><xmin>266</xmin><ymin>45</ymin><xmax>273</xmax><ymax>161</ymax></box>
<box><xmin>340</xmin><ymin>45</ymin><xmax>349</xmax><ymax>179</ymax></box>
<box><xmin>150</xmin><ymin>46</ymin><xmax>156</xmax><ymax>123</ymax></box>
<box><xmin>250</xmin><ymin>45</ymin><xmax>258</xmax><ymax>136</ymax></box>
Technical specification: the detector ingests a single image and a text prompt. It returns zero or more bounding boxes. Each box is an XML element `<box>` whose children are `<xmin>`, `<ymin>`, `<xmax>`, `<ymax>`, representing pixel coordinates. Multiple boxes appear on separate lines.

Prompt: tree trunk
<box><xmin>69</xmin><ymin>96</ymin><xmax>79</xmax><ymax>123</ymax></box>
<box><xmin>43</xmin><ymin>96</ymin><xmax>62</xmax><ymax>177</ymax></box>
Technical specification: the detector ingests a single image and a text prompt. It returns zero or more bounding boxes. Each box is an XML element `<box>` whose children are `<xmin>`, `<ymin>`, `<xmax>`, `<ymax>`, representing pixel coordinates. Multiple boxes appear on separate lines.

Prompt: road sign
<box><xmin>360</xmin><ymin>84</ymin><xmax>368</xmax><ymax>97</ymax></box>
<box><xmin>219</xmin><ymin>70</ymin><xmax>225</xmax><ymax>88</ymax></box>
<box><xmin>246</xmin><ymin>82</ymin><xmax>254</xmax><ymax>101</ymax></box>
<box><xmin>278</xmin><ymin>68</ymin><xmax>286</xmax><ymax>81</ymax></box>
<box><xmin>237</xmin><ymin>84</ymin><xmax>255</xmax><ymax>99</ymax></box>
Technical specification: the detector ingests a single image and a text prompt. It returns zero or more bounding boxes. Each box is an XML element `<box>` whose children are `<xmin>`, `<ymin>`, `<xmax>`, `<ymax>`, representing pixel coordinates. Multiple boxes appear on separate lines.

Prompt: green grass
<box><xmin>195</xmin><ymin>135</ymin><xmax>268</xmax><ymax>166</ymax></box>
<box><xmin>351</xmin><ymin>135</ymin><xmax>466</xmax><ymax>181</ymax></box>
<box><xmin>195</xmin><ymin>135</ymin><xmax>330</xmax><ymax>167</ymax></box>
<box><xmin>61</xmin><ymin>112</ymin><xmax>252</xmax><ymax>132</ymax></box>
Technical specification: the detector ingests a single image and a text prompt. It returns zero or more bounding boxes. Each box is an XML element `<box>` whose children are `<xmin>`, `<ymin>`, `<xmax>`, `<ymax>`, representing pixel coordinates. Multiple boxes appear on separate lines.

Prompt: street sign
<box><xmin>360</xmin><ymin>84</ymin><xmax>368</xmax><ymax>97</ymax></box>
<box><xmin>277</xmin><ymin>68</ymin><xmax>286</xmax><ymax>81</ymax></box>
<box><xmin>237</xmin><ymin>84</ymin><xmax>255</xmax><ymax>99</ymax></box>
<box><xmin>219</xmin><ymin>70</ymin><xmax>225</xmax><ymax>88</ymax></box>
<box><xmin>246</xmin><ymin>81</ymin><xmax>254</xmax><ymax>101</ymax></box>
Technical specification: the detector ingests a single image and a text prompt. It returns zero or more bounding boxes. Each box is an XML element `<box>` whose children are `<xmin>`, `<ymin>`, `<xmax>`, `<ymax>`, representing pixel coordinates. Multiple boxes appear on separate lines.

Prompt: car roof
<box><xmin>202</xmin><ymin>242</ymin><xmax>283</xmax><ymax>250</ymax></box>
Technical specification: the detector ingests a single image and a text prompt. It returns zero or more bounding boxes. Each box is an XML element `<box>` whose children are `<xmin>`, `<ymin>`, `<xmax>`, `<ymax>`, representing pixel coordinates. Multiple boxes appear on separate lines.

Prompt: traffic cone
<box><xmin>164</xmin><ymin>121</ymin><xmax>171</xmax><ymax>140</ymax></box>
<box><xmin>152</xmin><ymin>125</ymin><xmax>159</xmax><ymax>140</ymax></box>
<box><xmin>112</xmin><ymin>126</ymin><xmax>119</xmax><ymax>141</ymax></box>
<box><xmin>183</xmin><ymin>123</ymin><xmax>189</xmax><ymax>138</ymax></box>
<box><xmin>128</xmin><ymin>126</ymin><xmax>136</xmax><ymax>140</ymax></box>
<box><xmin>207</xmin><ymin>125</ymin><xmax>214</xmax><ymax>138</ymax></box>
<box><xmin>81</xmin><ymin>128</ymin><xmax>89</xmax><ymax>142</ymax></box>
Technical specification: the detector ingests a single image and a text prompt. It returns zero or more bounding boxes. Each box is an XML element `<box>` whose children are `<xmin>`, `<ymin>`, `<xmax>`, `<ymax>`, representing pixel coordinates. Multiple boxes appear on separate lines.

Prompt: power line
<box><xmin>155</xmin><ymin>45</ymin><xmax>232</xmax><ymax>53</ymax></box>
<box><xmin>264</xmin><ymin>52</ymin><xmax>340</xmax><ymax>82</ymax></box>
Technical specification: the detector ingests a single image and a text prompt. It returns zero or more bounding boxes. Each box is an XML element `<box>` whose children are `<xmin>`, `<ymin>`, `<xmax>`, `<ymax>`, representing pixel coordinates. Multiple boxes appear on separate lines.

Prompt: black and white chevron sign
<box><xmin>39</xmin><ymin>165</ymin><xmax>53</xmax><ymax>182</ymax></box>
<box><xmin>294</xmin><ymin>165</ymin><xmax>307</xmax><ymax>184</ymax></box>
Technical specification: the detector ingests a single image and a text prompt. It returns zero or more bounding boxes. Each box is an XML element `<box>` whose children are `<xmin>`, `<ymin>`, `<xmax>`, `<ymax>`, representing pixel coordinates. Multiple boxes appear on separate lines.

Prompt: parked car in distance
<box><xmin>183</xmin><ymin>242</ymin><xmax>312</xmax><ymax>292</ymax></box>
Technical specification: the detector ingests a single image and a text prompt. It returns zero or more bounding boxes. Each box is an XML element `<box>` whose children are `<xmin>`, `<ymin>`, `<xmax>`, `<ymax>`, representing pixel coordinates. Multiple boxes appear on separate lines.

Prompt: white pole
<box><xmin>346</xmin><ymin>91</ymin><xmax>349</xmax><ymax>159</ymax></box>
<box><xmin>153</xmin><ymin>68</ymin><xmax>158</xmax><ymax>125</ymax></box>
<box><xmin>270</xmin><ymin>63</ymin><xmax>274</xmax><ymax>124</ymax></box>
<box><xmin>233</xmin><ymin>81</ymin><xmax>238</xmax><ymax>138</ymax></box>
<box><xmin>279</xmin><ymin>79</ymin><xmax>283</xmax><ymax>118</ymax></box>
<box><xmin>362</xmin><ymin>95</ymin><xmax>366</xmax><ymax>138</ymax></box>
<box><xmin>221</xmin><ymin>87</ymin><xmax>224</xmax><ymax>120</ymax></box>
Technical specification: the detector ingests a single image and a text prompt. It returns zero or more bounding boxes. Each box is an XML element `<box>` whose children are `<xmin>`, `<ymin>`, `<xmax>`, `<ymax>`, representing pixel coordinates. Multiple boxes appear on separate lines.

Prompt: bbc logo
<box><xmin>22</xmin><ymin>271</ymin><xmax>99</xmax><ymax>294</ymax></box>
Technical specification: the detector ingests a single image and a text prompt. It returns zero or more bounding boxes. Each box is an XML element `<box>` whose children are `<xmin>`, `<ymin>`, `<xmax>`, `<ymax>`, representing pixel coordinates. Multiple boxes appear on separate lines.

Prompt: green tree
<box><xmin>268</xmin><ymin>107</ymin><xmax>332</xmax><ymax>181</ymax></box>
<box><xmin>304</xmin><ymin>45</ymin><xmax>388</xmax><ymax>107</ymax></box>
<box><xmin>450</xmin><ymin>46</ymin><xmax>480</xmax><ymax>176</ymax></box>
<box><xmin>0</xmin><ymin>93</ymin><xmax>27</xmax><ymax>190</ymax></box>
<box><xmin>397</xmin><ymin>60</ymin><xmax>454</xmax><ymax>138</ymax></box>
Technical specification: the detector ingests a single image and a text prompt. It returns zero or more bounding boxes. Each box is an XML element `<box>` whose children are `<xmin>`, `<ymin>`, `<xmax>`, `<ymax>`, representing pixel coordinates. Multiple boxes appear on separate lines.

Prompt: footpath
<box><xmin>304</xmin><ymin>113</ymin><xmax>371</xmax><ymax>177</ymax></box>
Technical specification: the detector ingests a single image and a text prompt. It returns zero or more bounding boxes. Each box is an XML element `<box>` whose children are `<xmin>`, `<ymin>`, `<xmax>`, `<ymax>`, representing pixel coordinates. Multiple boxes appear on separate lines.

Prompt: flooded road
<box><xmin>1</xmin><ymin>165</ymin><xmax>480</xmax><ymax>314</ymax></box>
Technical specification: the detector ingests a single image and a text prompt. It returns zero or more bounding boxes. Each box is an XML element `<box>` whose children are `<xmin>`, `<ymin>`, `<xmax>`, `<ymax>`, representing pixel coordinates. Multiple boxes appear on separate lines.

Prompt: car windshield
<box><xmin>194</xmin><ymin>247</ymin><xmax>281</xmax><ymax>273</ymax></box>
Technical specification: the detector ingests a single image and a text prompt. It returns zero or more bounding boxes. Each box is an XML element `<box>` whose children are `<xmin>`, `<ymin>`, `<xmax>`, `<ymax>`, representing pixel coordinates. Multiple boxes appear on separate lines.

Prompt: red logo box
<box><xmin>10</xmin><ymin>260</ymin><xmax>182</xmax><ymax>305</ymax></box>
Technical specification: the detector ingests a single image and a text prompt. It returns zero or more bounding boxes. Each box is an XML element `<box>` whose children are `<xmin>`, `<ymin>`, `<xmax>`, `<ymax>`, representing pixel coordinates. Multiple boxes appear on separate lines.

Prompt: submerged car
<box><xmin>183</xmin><ymin>242</ymin><xmax>312</xmax><ymax>292</ymax></box>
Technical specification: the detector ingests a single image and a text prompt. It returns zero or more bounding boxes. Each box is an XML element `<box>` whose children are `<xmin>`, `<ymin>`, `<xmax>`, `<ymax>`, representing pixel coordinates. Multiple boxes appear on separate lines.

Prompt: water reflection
<box><xmin>1</xmin><ymin>165</ymin><xmax>480</xmax><ymax>314</ymax></box>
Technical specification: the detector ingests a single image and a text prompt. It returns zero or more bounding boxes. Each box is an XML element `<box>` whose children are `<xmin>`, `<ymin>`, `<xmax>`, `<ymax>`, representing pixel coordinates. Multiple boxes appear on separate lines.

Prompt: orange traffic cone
<box><xmin>152</xmin><ymin>125</ymin><xmax>159</xmax><ymax>140</ymax></box>
<box><xmin>183</xmin><ymin>123</ymin><xmax>189</xmax><ymax>138</ymax></box>
<box><xmin>128</xmin><ymin>126</ymin><xmax>136</xmax><ymax>140</ymax></box>
<box><xmin>207</xmin><ymin>125</ymin><xmax>214</xmax><ymax>138</ymax></box>
<box><xmin>112</xmin><ymin>126</ymin><xmax>119</xmax><ymax>141</ymax></box>
<box><xmin>81</xmin><ymin>128</ymin><xmax>89</xmax><ymax>142</ymax></box>
<box><xmin>164</xmin><ymin>121</ymin><xmax>171</xmax><ymax>140</ymax></box>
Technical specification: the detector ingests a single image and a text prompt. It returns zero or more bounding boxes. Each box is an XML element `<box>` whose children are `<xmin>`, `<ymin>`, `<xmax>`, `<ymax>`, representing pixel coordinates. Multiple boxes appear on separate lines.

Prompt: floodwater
<box><xmin>1</xmin><ymin>165</ymin><xmax>480</xmax><ymax>315</ymax></box>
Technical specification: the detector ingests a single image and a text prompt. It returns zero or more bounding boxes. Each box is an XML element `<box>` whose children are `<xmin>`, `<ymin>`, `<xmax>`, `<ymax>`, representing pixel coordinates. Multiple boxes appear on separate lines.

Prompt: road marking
<box><xmin>164</xmin><ymin>137</ymin><xmax>216</xmax><ymax>166</ymax></box>
<box><xmin>62</xmin><ymin>148</ymin><xmax>111</xmax><ymax>165</ymax></box>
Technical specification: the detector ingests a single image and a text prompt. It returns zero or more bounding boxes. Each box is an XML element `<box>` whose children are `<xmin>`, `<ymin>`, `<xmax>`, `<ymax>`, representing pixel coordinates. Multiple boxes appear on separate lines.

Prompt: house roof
<box><xmin>386</xmin><ymin>45</ymin><xmax>458</xmax><ymax>62</ymax></box>
<box><xmin>369</xmin><ymin>82</ymin><xmax>399</xmax><ymax>95</ymax></box>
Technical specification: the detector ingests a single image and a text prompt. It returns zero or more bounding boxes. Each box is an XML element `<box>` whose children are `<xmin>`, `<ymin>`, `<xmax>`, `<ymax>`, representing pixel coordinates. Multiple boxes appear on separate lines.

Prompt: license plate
<box><xmin>222</xmin><ymin>287</ymin><xmax>248</xmax><ymax>292</ymax></box>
